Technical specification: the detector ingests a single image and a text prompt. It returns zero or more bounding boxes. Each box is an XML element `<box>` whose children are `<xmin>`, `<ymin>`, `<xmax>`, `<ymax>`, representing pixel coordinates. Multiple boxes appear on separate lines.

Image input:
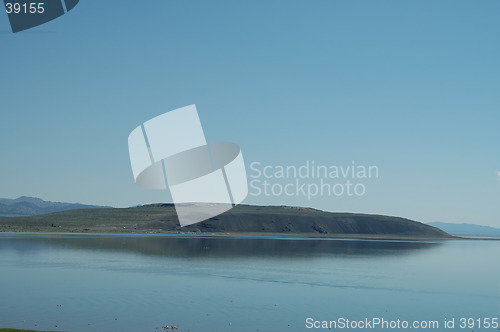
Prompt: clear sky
<box><xmin>1</xmin><ymin>0</ymin><xmax>499</xmax><ymax>227</ymax></box>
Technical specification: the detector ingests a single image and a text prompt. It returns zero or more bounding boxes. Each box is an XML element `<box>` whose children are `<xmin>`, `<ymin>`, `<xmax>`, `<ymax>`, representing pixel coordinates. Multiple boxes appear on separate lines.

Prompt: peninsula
<box><xmin>0</xmin><ymin>203</ymin><xmax>452</xmax><ymax>240</ymax></box>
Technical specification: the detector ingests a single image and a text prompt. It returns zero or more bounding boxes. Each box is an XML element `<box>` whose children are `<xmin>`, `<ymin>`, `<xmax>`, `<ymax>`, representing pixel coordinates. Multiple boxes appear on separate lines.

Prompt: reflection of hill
<box><xmin>5</xmin><ymin>234</ymin><xmax>443</xmax><ymax>259</ymax></box>
<box><xmin>0</xmin><ymin>204</ymin><xmax>452</xmax><ymax>239</ymax></box>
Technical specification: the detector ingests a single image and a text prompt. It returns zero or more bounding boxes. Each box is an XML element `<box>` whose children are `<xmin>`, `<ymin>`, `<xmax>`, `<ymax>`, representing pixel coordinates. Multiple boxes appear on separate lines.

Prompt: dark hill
<box><xmin>0</xmin><ymin>204</ymin><xmax>452</xmax><ymax>239</ymax></box>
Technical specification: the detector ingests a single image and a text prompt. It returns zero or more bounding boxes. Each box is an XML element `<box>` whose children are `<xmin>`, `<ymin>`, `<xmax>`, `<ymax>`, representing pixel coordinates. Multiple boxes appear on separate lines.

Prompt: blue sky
<box><xmin>1</xmin><ymin>0</ymin><xmax>499</xmax><ymax>226</ymax></box>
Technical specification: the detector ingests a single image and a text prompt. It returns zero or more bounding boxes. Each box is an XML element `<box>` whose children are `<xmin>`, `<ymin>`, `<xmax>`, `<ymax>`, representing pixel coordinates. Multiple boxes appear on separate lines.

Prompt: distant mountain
<box><xmin>0</xmin><ymin>203</ymin><xmax>452</xmax><ymax>239</ymax></box>
<box><xmin>0</xmin><ymin>196</ymin><xmax>111</xmax><ymax>217</ymax></box>
<box><xmin>428</xmin><ymin>222</ymin><xmax>500</xmax><ymax>238</ymax></box>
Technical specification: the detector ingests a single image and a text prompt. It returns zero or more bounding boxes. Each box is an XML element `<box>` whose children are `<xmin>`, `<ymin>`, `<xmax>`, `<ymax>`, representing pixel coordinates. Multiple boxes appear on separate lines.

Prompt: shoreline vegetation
<box><xmin>0</xmin><ymin>329</ymin><xmax>58</xmax><ymax>332</ymax></box>
<box><xmin>0</xmin><ymin>327</ymin><xmax>186</xmax><ymax>332</ymax></box>
<box><xmin>0</xmin><ymin>204</ymin><xmax>459</xmax><ymax>241</ymax></box>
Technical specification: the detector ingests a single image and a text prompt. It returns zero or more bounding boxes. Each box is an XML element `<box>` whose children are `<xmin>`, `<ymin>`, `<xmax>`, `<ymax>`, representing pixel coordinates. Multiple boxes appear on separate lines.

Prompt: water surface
<box><xmin>0</xmin><ymin>233</ymin><xmax>498</xmax><ymax>331</ymax></box>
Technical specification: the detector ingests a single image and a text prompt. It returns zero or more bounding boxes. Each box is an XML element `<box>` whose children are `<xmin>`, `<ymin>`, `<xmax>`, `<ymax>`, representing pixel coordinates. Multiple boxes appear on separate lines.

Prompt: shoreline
<box><xmin>2</xmin><ymin>230</ymin><xmax>493</xmax><ymax>241</ymax></box>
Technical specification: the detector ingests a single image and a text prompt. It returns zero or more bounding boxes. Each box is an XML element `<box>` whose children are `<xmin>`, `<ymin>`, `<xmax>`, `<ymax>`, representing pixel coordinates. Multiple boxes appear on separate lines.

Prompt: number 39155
<box><xmin>5</xmin><ymin>2</ymin><xmax>45</xmax><ymax>14</ymax></box>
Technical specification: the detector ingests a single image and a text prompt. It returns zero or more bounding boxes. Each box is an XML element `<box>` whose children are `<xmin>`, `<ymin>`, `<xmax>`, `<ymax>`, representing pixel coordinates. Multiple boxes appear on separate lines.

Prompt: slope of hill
<box><xmin>428</xmin><ymin>222</ymin><xmax>500</xmax><ymax>238</ymax></box>
<box><xmin>0</xmin><ymin>196</ymin><xmax>110</xmax><ymax>217</ymax></box>
<box><xmin>0</xmin><ymin>204</ymin><xmax>452</xmax><ymax>239</ymax></box>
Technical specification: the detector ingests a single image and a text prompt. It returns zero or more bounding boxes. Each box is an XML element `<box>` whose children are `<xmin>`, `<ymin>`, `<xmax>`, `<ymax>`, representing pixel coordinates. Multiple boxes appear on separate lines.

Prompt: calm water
<box><xmin>0</xmin><ymin>233</ymin><xmax>499</xmax><ymax>332</ymax></box>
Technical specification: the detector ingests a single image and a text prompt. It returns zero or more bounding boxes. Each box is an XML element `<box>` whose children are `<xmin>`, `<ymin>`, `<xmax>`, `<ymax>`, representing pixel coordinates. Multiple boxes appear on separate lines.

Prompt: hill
<box><xmin>0</xmin><ymin>196</ymin><xmax>110</xmax><ymax>217</ymax></box>
<box><xmin>428</xmin><ymin>222</ymin><xmax>500</xmax><ymax>238</ymax></box>
<box><xmin>0</xmin><ymin>204</ymin><xmax>452</xmax><ymax>239</ymax></box>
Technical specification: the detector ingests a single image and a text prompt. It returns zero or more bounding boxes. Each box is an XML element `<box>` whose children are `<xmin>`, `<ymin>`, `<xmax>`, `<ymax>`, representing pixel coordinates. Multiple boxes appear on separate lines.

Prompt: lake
<box><xmin>0</xmin><ymin>233</ymin><xmax>499</xmax><ymax>331</ymax></box>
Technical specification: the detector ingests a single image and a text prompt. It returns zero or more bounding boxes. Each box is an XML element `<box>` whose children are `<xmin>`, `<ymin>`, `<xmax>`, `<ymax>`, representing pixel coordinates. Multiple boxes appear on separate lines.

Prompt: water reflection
<box><xmin>0</xmin><ymin>233</ymin><xmax>442</xmax><ymax>259</ymax></box>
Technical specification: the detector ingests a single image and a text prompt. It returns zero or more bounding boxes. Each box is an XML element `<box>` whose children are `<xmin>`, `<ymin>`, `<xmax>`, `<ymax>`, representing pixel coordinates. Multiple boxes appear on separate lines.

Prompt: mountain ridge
<box><xmin>0</xmin><ymin>196</ymin><xmax>110</xmax><ymax>217</ymax></box>
<box><xmin>428</xmin><ymin>222</ymin><xmax>500</xmax><ymax>238</ymax></box>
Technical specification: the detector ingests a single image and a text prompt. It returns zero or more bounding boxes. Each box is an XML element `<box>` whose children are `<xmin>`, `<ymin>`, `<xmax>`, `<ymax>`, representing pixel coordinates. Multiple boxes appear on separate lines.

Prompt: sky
<box><xmin>0</xmin><ymin>0</ymin><xmax>499</xmax><ymax>227</ymax></box>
